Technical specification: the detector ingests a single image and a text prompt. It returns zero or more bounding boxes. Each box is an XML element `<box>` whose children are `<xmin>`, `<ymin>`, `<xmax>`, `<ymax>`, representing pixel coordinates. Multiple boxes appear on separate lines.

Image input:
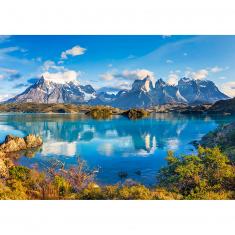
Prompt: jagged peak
<box><xmin>179</xmin><ymin>77</ymin><xmax>213</xmax><ymax>84</ymax></box>
<box><xmin>143</xmin><ymin>75</ymin><xmax>151</xmax><ymax>81</ymax></box>
<box><xmin>132</xmin><ymin>76</ymin><xmax>154</xmax><ymax>92</ymax></box>
<box><xmin>155</xmin><ymin>78</ymin><xmax>166</xmax><ymax>87</ymax></box>
<box><xmin>179</xmin><ymin>77</ymin><xmax>192</xmax><ymax>83</ymax></box>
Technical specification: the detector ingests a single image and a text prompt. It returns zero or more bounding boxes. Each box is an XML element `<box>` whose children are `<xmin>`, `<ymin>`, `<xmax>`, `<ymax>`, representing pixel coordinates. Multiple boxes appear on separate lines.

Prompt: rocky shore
<box><xmin>0</xmin><ymin>134</ymin><xmax>43</xmax><ymax>158</ymax></box>
<box><xmin>199</xmin><ymin>121</ymin><xmax>235</xmax><ymax>163</ymax></box>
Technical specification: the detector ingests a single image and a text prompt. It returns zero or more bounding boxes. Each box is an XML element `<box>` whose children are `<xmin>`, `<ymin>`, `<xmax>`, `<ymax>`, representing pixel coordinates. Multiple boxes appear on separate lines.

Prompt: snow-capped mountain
<box><xmin>108</xmin><ymin>76</ymin><xmax>229</xmax><ymax>108</ymax></box>
<box><xmin>5</xmin><ymin>75</ymin><xmax>229</xmax><ymax>108</ymax></box>
<box><xmin>6</xmin><ymin>76</ymin><xmax>96</xmax><ymax>104</ymax></box>
<box><xmin>177</xmin><ymin>77</ymin><xmax>228</xmax><ymax>104</ymax></box>
<box><xmin>111</xmin><ymin>76</ymin><xmax>155</xmax><ymax>108</ymax></box>
<box><xmin>153</xmin><ymin>78</ymin><xmax>187</xmax><ymax>104</ymax></box>
<box><xmin>97</xmin><ymin>87</ymin><xmax>121</xmax><ymax>95</ymax></box>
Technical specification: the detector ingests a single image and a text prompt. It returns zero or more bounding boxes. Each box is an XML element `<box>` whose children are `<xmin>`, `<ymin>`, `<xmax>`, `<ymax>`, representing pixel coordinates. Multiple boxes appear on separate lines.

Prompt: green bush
<box><xmin>86</xmin><ymin>106</ymin><xmax>113</xmax><ymax>119</ymax></box>
<box><xmin>158</xmin><ymin>146</ymin><xmax>235</xmax><ymax>199</ymax></box>
<box><xmin>9</xmin><ymin>166</ymin><xmax>31</xmax><ymax>181</ymax></box>
<box><xmin>122</xmin><ymin>109</ymin><xmax>150</xmax><ymax>119</ymax></box>
<box><xmin>0</xmin><ymin>146</ymin><xmax>234</xmax><ymax>200</ymax></box>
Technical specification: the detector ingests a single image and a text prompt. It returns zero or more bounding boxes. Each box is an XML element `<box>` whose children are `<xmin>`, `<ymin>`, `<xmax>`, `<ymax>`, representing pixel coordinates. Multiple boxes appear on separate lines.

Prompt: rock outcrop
<box><xmin>0</xmin><ymin>134</ymin><xmax>43</xmax><ymax>155</ymax></box>
<box><xmin>122</xmin><ymin>109</ymin><xmax>150</xmax><ymax>119</ymax></box>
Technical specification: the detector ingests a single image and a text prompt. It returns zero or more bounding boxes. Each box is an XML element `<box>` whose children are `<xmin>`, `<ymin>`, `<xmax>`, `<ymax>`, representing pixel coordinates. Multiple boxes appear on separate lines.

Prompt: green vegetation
<box><xmin>0</xmin><ymin>146</ymin><xmax>234</xmax><ymax>200</ymax></box>
<box><xmin>0</xmin><ymin>103</ymin><xmax>84</xmax><ymax>113</ymax></box>
<box><xmin>158</xmin><ymin>146</ymin><xmax>235</xmax><ymax>199</ymax></box>
<box><xmin>200</xmin><ymin>122</ymin><xmax>235</xmax><ymax>164</ymax></box>
<box><xmin>122</xmin><ymin>108</ymin><xmax>150</xmax><ymax>119</ymax></box>
<box><xmin>86</xmin><ymin>106</ymin><xmax>120</xmax><ymax>119</ymax></box>
<box><xmin>0</xmin><ymin>103</ymin><xmax>124</xmax><ymax>116</ymax></box>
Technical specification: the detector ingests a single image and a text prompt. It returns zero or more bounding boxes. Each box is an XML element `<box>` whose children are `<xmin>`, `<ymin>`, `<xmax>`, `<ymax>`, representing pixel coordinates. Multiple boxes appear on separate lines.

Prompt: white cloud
<box><xmin>120</xmin><ymin>69</ymin><xmax>155</xmax><ymax>81</ymax></box>
<box><xmin>42</xmin><ymin>71</ymin><xmax>80</xmax><ymax>84</ymax></box>
<box><xmin>0</xmin><ymin>47</ymin><xmax>21</xmax><ymax>55</ymax></box>
<box><xmin>166</xmin><ymin>59</ymin><xmax>173</xmax><ymax>64</ymax></box>
<box><xmin>185</xmin><ymin>69</ymin><xmax>209</xmax><ymax>80</ymax></box>
<box><xmin>0</xmin><ymin>74</ymin><xmax>4</xmax><ymax>79</ymax></box>
<box><xmin>0</xmin><ymin>93</ymin><xmax>16</xmax><ymax>102</ymax></box>
<box><xmin>220</xmin><ymin>82</ymin><xmax>235</xmax><ymax>97</ymax></box>
<box><xmin>100</xmin><ymin>72</ymin><xmax>114</xmax><ymax>81</ymax></box>
<box><xmin>0</xmin><ymin>67</ymin><xmax>18</xmax><ymax>74</ymax></box>
<box><xmin>41</xmin><ymin>60</ymin><xmax>81</xmax><ymax>84</ymax></box>
<box><xmin>184</xmin><ymin>66</ymin><xmax>228</xmax><ymax>81</ymax></box>
<box><xmin>99</xmin><ymin>69</ymin><xmax>155</xmax><ymax>90</ymax></box>
<box><xmin>115</xmin><ymin>81</ymin><xmax>131</xmax><ymax>90</ymax></box>
<box><xmin>42</xmin><ymin>142</ymin><xmax>77</xmax><ymax>157</ymax></box>
<box><xmin>219</xmin><ymin>76</ymin><xmax>226</xmax><ymax>80</ymax></box>
<box><xmin>42</xmin><ymin>60</ymin><xmax>65</xmax><ymax>72</ymax></box>
<box><xmin>210</xmin><ymin>66</ymin><xmax>229</xmax><ymax>73</ymax></box>
<box><xmin>167</xmin><ymin>73</ymin><xmax>179</xmax><ymax>85</ymax></box>
<box><xmin>61</xmin><ymin>45</ymin><xmax>86</xmax><ymax>60</ymax></box>
<box><xmin>210</xmin><ymin>66</ymin><xmax>223</xmax><ymax>73</ymax></box>
<box><xmin>100</xmin><ymin>69</ymin><xmax>155</xmax><ymax>82</ymax></box>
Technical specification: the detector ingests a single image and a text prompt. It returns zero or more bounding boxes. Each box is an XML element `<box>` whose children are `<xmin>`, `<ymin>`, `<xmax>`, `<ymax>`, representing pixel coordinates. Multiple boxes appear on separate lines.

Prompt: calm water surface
<box><xmin>0</xmin><ymin>113</ymin><xmax>234</xmax><ymax>185</ymax></box>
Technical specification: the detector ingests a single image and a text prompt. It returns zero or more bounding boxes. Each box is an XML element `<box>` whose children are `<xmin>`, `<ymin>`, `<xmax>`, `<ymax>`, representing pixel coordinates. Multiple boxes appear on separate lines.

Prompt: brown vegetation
<box><xmin>85</xmin><ymin>106</ymin><xmax>121</xmax><ymax>119</ymax></box>
<box><xmin>122</xmin><ymin>108</ymin><xmax>150</xmax><ymax>119</ymax></box>
<box><xmin>1</xmin><ymin>143</ymin><xmax>233</xmax><ymax>200</ymax></box>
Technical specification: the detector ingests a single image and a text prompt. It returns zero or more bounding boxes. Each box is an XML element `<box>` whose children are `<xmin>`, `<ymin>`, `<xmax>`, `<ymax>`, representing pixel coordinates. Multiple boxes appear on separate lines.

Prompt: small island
<box><xmin>122</xmin><ymin>108</ymin><xmax>150</xmax><ymax>119</ymax></box>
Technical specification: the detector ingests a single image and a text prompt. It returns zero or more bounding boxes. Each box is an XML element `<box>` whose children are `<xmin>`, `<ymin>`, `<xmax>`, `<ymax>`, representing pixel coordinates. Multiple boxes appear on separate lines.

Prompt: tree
<box><xmin>157</xmin><ymin>146</ymin><xmax>235</xmax><ymax>199</ymax></box>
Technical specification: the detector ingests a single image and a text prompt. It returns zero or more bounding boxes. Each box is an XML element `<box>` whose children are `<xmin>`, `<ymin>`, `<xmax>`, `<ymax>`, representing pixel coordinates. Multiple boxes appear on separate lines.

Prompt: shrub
<box><xmin>9</xmin><ymin>166</ymin><xmax>31</xmax><ymax>181</ymax></box>
<box><xmin>118</xmin><ymin>185</ymin><xmax>152</xmax><ymax>200</ymax></box>
<box><xmin>158</xmin><ymin>146</ymin><xmax>235</xmax><ymax>198</ymax></box>
<box><xmin>122</xmin><ymin>109</ymin><xmax>150</xmax><ymax>119</ymax></box>
<box><xmin>86</xmin><ymin>106</ymin><xmax>113</xmax><ymax>119</ymax></box>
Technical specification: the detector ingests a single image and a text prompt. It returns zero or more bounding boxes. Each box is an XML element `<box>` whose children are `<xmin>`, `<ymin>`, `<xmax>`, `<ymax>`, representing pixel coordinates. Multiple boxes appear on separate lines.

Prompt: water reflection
<box><xmin>0</xmin><ymin>113</ymin><xmax>234</xmax><ymax>157</ymax></box>
<box><xmin>0</xmin><ymin>113</ymin><xmax>235</xmax><ymax>185</ymax></box>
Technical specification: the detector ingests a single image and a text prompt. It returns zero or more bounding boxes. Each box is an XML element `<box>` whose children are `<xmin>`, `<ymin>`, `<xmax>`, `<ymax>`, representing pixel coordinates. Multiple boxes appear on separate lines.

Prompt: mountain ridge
<box><xmin>5</xmin><ymin>76</ymin><xmax>229</xmax><ymax>108</ymax></box>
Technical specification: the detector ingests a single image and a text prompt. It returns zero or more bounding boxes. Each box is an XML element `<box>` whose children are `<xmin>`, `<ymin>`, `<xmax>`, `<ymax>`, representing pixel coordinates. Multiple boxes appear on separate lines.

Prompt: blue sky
<box><xmin>0</xmin><ymin>35</ymin><xmax>235</xmax><ymax>101</ymax></box>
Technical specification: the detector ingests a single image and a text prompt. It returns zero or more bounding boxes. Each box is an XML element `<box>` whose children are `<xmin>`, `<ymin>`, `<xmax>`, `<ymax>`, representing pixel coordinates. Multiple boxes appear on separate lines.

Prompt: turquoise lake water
<box><xmin>0</xmin><ymin>113</ymin><xmax>234</xmax><ymax>185</ymax></box>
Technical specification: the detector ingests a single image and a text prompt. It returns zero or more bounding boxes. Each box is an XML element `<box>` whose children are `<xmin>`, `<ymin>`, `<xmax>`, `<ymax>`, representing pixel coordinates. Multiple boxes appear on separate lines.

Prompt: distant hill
<box><xmin>208</xmin><ymin>97</ymin><xmax>235</xmax><ymax>114</ymax></box>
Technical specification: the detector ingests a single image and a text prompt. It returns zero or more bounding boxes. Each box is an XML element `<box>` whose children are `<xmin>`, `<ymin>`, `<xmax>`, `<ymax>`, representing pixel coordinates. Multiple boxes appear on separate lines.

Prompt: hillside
<box><xmin>200</xmin><ymin>121</ymin><xmax>235</xmax><ymax>163</ymax></box>
<box><xmin>207</xmin><ymin>97</ymin><xmax>235</xmax><ymax>114</ymax></box>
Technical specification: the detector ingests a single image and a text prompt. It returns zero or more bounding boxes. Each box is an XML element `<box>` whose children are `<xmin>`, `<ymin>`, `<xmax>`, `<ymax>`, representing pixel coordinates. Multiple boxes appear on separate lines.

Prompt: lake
<box><xmin>0</xmin><ymin>113</ymin><xmax>234</xmax><ymax>186</ymax></box>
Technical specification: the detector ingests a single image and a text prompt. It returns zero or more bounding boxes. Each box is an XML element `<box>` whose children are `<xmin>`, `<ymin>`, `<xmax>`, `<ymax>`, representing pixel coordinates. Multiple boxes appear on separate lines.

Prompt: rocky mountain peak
<box><xmin>4</xmin><ymin>74</ymin><xmax>229</xmax><ymax>108</ymax></box>
<box><xmin>155</xmin><ymin>78</ymin><xmax>166</xmax><ymax>87</ymax></box>
<box><xmin>132</xmin><ymin>76</ymin><xmax>154</xmax><ymax>92</ymax></box>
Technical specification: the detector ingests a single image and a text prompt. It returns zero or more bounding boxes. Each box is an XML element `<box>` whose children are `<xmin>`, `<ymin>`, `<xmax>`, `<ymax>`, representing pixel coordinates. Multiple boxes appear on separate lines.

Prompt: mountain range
<box><xmin>5</xmin><ymin>76</ymin><xmax>229</xmax><ymax>108</ymax></box>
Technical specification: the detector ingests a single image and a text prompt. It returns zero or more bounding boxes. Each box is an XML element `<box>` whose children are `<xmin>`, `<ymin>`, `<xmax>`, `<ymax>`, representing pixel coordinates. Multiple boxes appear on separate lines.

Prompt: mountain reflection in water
<box><xmin>0</xmin><ymin>113</ymin><xmax>234</xmax><ymax>185</ymax></box>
